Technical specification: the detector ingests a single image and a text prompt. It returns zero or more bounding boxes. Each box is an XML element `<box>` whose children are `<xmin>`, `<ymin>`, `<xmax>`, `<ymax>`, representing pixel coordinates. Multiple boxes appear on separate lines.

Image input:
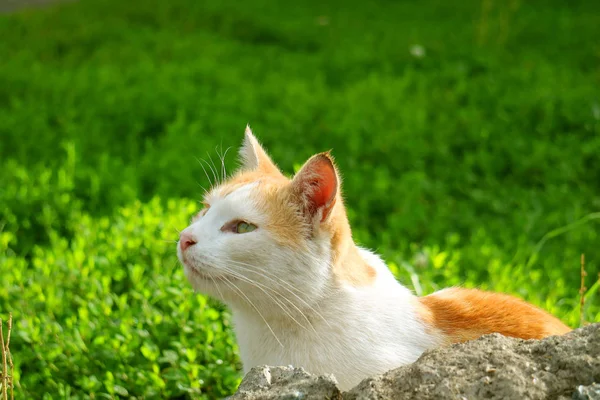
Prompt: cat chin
<box><xmin>183</xmin><ymin>263</ymin><xmax>223</xmax><ymax>281</ymax></box>
<box><xmin>183</xmin><ymin>263</ymin><xmax>213</xmax><ymax>280</ymax></box>
<box><xmin>182</xmin><ymin>263</ymin><xmax>242</xmax><ymax>293</ymax></box>
<box><xmin>184</xmin><ymin>267</ymin><xmax>224</xmax><ymax>295</ymax></box>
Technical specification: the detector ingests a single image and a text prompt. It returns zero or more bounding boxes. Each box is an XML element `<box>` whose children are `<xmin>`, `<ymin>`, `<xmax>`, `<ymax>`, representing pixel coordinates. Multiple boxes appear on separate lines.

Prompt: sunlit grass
<box><xmin>1</xmin><ymin>0</ymin><xmax>599</xmax><ymax>397</ymax></box>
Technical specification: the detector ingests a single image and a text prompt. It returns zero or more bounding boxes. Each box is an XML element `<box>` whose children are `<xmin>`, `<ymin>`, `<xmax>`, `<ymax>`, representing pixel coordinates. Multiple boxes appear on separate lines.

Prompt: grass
<box><xmin>0</xmin><ymin>0</ymin><xmax>599</xmax><ymax>397</ymax></box>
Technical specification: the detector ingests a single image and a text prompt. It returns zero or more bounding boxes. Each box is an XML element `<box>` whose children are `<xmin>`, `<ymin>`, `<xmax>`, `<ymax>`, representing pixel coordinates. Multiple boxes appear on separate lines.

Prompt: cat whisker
<box><xmin>168</xmin><ymin>258</ymin><xmax>182</xmax><ymax>277</ymax></box>
<box><xmin>210</xmin><ymin>275</ymin><xmax>227</xmax><ymax>304</ymax></box>
<box><xmin>220</xmin><ymin>275</ymin><xmax>284</xmax><ymax>348</ymax></box>
<box><xmin>217</xmin><ymin>265</ymin><xmax>313</xmax><ymax>333</ymax></box>
<box><xmin>223</xmin><ymin>147</ymin><xmax>232</xmax><ymax>182</ymax></box>
<box><xmin>195</xmin><ymin>180</ymin><xmax>210</xmax><ymax>197</ymax></box>
<box><xmin>221</xmin><ymin>258</ymin><xmax>331</xmax><ymax>330</ymax></box>
<box><xmin>215</xmin><ymin>145</ymin><xmax>224</xmax><ymax>182</ymax></box>
<box><xmin>195</xmin><ymin>156</ymin><xmax>215</xmax><ymax>188</ymax></box>
<box><xmin>206</xmin><ymin>152</ymin><xmax>220</xmax><ymax>185</ymax></box>
<box><xmin>203</xmin><ymin>157</ymin><xmax>219</xmax><ymax>186</ymax></box>
<box><xmin>216</xmin><ymin>145</ymin><xmax>232</xmax><ymax>183</ymax></box>
<box><xmin>198</xmin><ymin>255</ymin><xmax>315</xmax><ymax>332</ymax></box>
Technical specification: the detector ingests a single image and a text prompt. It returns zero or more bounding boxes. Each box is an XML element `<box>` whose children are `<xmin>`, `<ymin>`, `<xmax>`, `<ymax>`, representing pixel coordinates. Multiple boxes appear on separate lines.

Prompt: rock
<box><xmin>229</xmin><ymin>365</ymin><xmax>342</xmax><ymax>400</ymax></box>
<box><xmin>572</xmin><ymin>383</ymin><xmax>600</xmax><ymax>400</ymax></box>
<box><xmin>346</xmin><ymin>323</ymin><xmax>600</xmax><ymax>400</ymax></box>
<box><xmin>231</xmin><ymin>323</ymin><xmax>600</xmax><ymax>400</ymax></box>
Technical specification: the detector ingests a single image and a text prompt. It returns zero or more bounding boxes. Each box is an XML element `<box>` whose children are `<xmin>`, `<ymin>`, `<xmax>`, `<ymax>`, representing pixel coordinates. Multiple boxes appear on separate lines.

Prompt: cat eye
<box><xmin>235</xmin><ymin>221</ymin><xmax>257</xmax><ymax>234</ymax></box>
<box><xmin>221</xmin><ymin>220</ymin><xmax>258</xmax><ymax>234</ymax></box>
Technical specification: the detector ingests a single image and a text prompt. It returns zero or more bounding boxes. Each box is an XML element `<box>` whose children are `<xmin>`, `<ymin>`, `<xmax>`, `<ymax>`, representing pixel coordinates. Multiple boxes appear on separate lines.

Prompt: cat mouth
<box><xmin>184</xmin><ymin>263</ymin><xmax>237</xmax><ymax>283</ymax></box>
<box><xmin>184</xmin><ymin>264</ymin><xmax>216</xmax><ymax>280</ymax></box>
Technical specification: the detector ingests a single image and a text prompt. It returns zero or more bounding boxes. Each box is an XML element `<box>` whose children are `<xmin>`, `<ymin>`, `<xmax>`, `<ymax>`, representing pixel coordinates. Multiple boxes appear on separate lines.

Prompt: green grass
<box><xmin>1</xmin><ymin>0</ymin><xmax>599</xmax><ymax>397</ymax></box>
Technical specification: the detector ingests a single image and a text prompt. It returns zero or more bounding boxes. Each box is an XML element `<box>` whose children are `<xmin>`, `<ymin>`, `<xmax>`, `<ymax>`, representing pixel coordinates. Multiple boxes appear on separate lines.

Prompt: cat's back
<box><xmin>418</xmin><ymin>287</ymin><xmax>571</xmax><ymax>344</ymax></box>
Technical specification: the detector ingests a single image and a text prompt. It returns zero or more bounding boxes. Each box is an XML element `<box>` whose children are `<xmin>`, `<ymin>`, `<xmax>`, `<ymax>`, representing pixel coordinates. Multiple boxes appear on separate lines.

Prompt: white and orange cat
<box><xmin>177</xmin><ymin>127</ymin><xmax>570</xmax><ymax>390</ymax></box>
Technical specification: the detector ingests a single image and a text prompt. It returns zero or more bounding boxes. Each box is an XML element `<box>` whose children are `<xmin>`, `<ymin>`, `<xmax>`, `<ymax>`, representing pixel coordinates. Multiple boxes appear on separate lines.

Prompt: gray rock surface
<box><xmin>573</xmin><ymin>383</ymin><xmax>600</xmax><ymax>400</ymax></box>
<box><xmin>230</xmin><ymin>365</ymin><xmax>342</xmax><ymax>400</ymax></box>
<box><xmin>230</xmin><ymin>323</ymin><xmax>600</xmax><ymax>400</ymax></box>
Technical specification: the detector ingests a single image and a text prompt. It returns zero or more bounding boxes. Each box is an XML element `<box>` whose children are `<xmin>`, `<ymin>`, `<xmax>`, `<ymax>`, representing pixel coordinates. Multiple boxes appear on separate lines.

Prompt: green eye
<box><xmin>235</xmin><ymin>221</ymin><xmax>257</xmax><ymax>234</ymax></box>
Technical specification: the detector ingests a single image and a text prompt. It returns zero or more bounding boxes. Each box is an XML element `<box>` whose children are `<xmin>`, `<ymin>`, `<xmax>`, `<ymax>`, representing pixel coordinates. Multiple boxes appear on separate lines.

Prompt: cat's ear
<box><xmin>291</xmin><ymin>152</ymin><xmax>338</xmax><ymax>223</ymax></box>
<box><xmin>239</xmin><ymin>125</ymin><xmax>280</xmax><ymax>174</ymax></box>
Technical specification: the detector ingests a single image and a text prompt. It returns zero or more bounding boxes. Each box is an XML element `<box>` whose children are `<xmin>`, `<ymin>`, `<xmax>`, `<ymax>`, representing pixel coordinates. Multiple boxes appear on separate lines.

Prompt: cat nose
<box><xmin>179</xmin><ymin>232</ymin><xmax>197</xmax><ymax>252</ymax></box>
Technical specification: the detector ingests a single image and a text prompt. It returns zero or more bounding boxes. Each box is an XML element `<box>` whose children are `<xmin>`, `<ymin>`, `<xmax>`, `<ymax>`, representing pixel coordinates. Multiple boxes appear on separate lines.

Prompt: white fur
<box><xmin>178</xmin><ymin>184</ymin><xmax>444</xmax><ymax>391</ymax></box>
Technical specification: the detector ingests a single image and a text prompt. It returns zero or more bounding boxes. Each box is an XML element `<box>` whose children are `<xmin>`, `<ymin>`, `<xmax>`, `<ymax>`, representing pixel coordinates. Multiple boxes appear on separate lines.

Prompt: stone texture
<box><xmin>231</xmin><ymin>323</ymin><xmax>600</xmax><ymax>400</ymax></box>
<box><xmin>229</xmin><ymin>365</ymin><xmax>342</xmax><ymax>400</ymax></box>
<box><xmin>572</xmin><ymin>383</ymin><xmax>600</xmax><ymax>400</ymax></box>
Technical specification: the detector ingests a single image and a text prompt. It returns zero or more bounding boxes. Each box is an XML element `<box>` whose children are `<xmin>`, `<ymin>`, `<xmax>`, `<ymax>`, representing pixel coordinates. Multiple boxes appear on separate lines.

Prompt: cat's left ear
<box><xmin>291</xmin><ymin>152</ymin><xmax>338</xmax><ymax>223</ymax></box>
<box><xmin>239</xmin><ymin>125</ymin><xmax>281</xmax><ymax>174</ymax></box>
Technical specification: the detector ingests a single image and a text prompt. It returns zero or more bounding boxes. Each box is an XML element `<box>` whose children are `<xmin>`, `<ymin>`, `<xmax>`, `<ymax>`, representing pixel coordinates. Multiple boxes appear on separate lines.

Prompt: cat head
<box><xmin>177</xmin><ymin>127</ymin><xmax>375</xmax><ymax>313</ymax></box>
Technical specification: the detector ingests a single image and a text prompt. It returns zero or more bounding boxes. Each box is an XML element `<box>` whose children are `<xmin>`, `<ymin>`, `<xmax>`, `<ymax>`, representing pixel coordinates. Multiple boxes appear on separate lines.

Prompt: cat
<box><xmin>177</xmin><ymin>126</ymin><xmax>571</xmax><ymax>391</ymax></box>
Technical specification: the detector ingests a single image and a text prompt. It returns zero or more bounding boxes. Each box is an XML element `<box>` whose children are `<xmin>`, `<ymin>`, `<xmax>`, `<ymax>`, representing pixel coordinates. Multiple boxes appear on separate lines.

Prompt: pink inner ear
<box><xmin>302</xmin><ymin>156</ymin><xmax>337</xmax><ymax>221</ymax></box>
<box><xmin>310</xmin><ymin>168</ymin><xmax>336</xmax><ymax>208</ymax></box>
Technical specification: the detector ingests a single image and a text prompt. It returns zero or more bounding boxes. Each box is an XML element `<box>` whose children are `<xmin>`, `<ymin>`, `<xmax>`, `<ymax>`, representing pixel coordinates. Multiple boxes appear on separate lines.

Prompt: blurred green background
<box><xmin>1</xmin><ymin>0</ymin><xmax>599</xmax><ymax>397</ymax></box>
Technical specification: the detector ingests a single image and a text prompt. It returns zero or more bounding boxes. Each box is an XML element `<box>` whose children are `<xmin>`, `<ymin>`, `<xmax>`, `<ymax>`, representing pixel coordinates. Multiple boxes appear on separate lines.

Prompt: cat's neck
<box><xmin>326</xmin><ymin>202</ymin><xmax>379</xmax><ymax>286</ymax></box>
<box><xmin>228</xmin><ymin>240</ymin><xmax>435</xmax><ymax>390</ymax></box>
<box><xmin>228</xmin><ymin>241</ymin><xmax>412</xmax><ymax>332</ymax></box>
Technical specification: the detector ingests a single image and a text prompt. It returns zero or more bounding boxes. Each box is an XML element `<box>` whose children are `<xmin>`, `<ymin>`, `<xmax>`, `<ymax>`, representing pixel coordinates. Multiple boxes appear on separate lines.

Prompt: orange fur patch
<box><xmin>326</xmin><ymin>197</ymin><xmax>376</xmax><ymax>286</ymax></box>
<box><xmin>418</xmin><ymin>288</ymin><xmax>571</xmax><ymax>344</ymax></box>
<box><xmin>255</xmin><ymin>181</ymin><xmax>308</xmax><ymax>249</ymax></box>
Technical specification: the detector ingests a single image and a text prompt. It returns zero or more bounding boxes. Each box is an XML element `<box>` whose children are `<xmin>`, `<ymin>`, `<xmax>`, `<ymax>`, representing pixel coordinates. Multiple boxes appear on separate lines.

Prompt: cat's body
<box><xmin>177</xmin><ymin>127</ymin><xmax>570</xmax><ymax>390</ymax></box>
<box><xmin>232</xmin><ymin>247</ymin><xmax>440</xmax><ymax>390</ymax></box>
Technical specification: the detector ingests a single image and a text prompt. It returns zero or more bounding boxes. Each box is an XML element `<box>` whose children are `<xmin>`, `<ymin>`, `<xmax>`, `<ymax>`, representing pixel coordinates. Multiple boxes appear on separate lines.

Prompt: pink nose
<box><xmin>179</xmin><ymin>232</ymin><xmax>197</xmax><ymax>252</ymax></box>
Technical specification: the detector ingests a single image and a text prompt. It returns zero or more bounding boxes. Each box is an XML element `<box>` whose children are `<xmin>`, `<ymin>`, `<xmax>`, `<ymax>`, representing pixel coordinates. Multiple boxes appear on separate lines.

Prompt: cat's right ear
<box><xmin>239</xmin><ymin>125</ymin><xmax>280</xmax><ymax>174</ymax></box>
<box><xmin>291</xmin><ymin>152</ymin><xmax>339</xmax><ymax>223</ymax></box>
